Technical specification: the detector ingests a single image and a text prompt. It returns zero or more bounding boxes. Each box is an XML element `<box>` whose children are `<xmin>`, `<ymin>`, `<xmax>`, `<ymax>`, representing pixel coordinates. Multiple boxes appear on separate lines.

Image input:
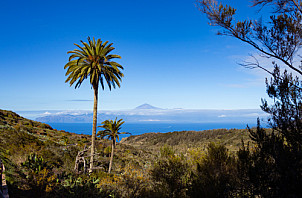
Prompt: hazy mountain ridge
<box><xmin>135</xmin><ymin>103</ymin><xmax>162</xmax><ymax>110</ymax></box>
<box><xmin>34</xmin><ymin>104</ymin><xmax>267</xmax><ymax>124</ymax></box>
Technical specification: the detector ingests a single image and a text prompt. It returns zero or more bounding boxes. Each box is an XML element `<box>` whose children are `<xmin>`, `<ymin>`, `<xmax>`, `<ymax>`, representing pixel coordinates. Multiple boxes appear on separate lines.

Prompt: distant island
<box><xmin>34</xmin><ymin>103</ymin><xmax>267</xmax><ymax>123</ymax></box>
<box><xmin>134</xmin><ymin>103</ymin><xmax>162</xmax><ymax>110</ymax></box>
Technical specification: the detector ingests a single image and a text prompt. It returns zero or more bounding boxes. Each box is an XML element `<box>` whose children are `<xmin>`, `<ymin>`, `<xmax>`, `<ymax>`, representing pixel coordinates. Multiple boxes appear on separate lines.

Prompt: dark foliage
<box><xmin>189</xmin><ymin>143</ymin><xmax>237</xmax><ymax>198</ymax></box>
<box><xmin>243</xmin><ymin>69</ymin><xmax>302</xmax><ymax>197</ymax></box>
<box><xmin>198</xmin><ymin>0</ymin><xmax>302</xmax><ymax>197</ymax></box>
<box><xmin>151</xmin><ymin>146</ymin><xmax>190</xmax><ymax>198</ymax></box>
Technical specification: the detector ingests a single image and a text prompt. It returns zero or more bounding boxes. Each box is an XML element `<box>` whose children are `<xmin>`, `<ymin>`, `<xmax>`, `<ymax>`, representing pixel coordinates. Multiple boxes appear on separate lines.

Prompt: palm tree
<box><xmin>64</xmin><ymin>37</ymin><xmax>124</xmax><ymax>172</ymax></box>
<box><xmin>97</xmin><ymin>118</ymin><xmax>130</xmax><ymax>173</ymax></box>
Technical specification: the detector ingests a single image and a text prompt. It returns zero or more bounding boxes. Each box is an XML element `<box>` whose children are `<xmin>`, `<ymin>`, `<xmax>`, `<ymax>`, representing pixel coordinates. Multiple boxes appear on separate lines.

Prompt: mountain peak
<box><xmin>135</xmin><ymin>103</ymin><xmax>161</xmax><ymax>110</ymax></box>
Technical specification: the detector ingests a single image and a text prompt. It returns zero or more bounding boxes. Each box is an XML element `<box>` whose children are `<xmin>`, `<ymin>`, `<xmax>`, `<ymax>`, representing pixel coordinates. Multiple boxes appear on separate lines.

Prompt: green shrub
<box><xmin>21</xmin><ymin>154</ymin><xmax>57</xmax><ymax>196</ymax></box>
<box><xmin>52</xmin><ymin>175</ymin><xmax>103</xmax><ymax>198</ymax></box>
<box><xmin>22</xmin><ymin>153</ymin><xmax>50</xmax><ymax>173</ymax></box>
<box><xmin>104</xmin><ymin>146</ymin><xmax>112</xmax><ymax>157</ymax></box>
<box><xmin>151</xmin><ymin>146</ymin><xmax>190</xmax><ymax>198</ymax></box>
<box><xmin>189</xmin><ymin>143</ymin><xmax>237</xmax><ymax>198</ymax></box>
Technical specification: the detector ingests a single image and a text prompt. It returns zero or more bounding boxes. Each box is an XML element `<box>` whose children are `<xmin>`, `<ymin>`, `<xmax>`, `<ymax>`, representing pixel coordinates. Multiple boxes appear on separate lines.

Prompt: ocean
<box><xmin>46</xmin><ymin>122</ymin><xmax>256</xmax><ymax>140</ymax></box>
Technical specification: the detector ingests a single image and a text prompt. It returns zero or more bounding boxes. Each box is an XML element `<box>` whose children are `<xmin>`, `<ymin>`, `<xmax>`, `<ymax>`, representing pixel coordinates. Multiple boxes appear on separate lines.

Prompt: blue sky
<box><xmin>0</xmin><ymin>0</ymin><xmax>270</xmax><ymax>111</ymax></box>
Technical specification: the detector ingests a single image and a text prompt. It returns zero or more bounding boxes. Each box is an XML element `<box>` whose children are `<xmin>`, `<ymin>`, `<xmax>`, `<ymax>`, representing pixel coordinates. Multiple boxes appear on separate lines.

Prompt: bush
<box><xmin>189</xmin><ymin>143</ymin><xmax>237</xmax><ymax>198</ymax></box>
<box><xmin>21</xmin><ymin>154</ymin><xmax>57</xmax><ymax>197</ymax></box>
<box><xmin>151</xmin><ymin>146</ymin><xmax>191</xmax><ymax>198</ymax></box>
<box><xmin>53</xmin><ymin>175</ymin><xmax>103</xmax><ymax>198</ymax></box>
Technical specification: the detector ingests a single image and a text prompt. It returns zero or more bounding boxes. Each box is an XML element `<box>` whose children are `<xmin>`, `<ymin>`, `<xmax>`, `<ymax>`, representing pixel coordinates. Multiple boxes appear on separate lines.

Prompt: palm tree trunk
<box><xmin>90</xmin><ymin>84</ymin><xmax>98</xmax><ymax>173</ymax></box>
<box><xmin>108</xmin><ymin>140</ymin><xmax>115</xmax><ymax>173</ymax></box>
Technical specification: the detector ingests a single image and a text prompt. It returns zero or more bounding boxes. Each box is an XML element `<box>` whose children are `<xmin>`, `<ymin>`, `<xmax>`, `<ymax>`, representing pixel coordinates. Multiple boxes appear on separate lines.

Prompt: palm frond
<box><xmin>97</xmin><ymin>118</ymin><xmax>130</xmax><ymax>141</ymax></box>
<box><xmin>64</xmin><ymin>37</ymin><xmax>124</xmax><ymax>90</ymax></box>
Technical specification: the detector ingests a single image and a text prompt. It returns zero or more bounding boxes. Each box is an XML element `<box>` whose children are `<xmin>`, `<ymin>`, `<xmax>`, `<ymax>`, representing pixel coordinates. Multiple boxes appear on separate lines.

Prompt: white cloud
<box><xmin>240</xmin><ymin>51</ymin><xmax>302</xmax><ymax>79</ymax></box>
<box><xmin>139</xmin><ymin>119</ymin><xmax>163</xmax><ymax>122</ymax></box>
<box><xmin>227</xmin><ymin>51</ymin><xmax>302</xmax><ymax>89</ymax></box>
<box><xmin>218</xmin><ymin>115</ymin><xmax>227</xmax><ymax>118</ymax></box>
<box><xmin>43</xmin><ymin>111</ymin><xmax>52</xmax><ymax>115</ymax></box>
<box><xmin>242</xmin><ymin>112</ymin><xmax>267</xmax><ymax>117</ymax></box>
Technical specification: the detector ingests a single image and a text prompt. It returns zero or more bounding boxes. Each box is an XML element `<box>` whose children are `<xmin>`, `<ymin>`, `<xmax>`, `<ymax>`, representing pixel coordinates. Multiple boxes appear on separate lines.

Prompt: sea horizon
<box><xmin>46</xmin><ymin>122</ymin><xmax>259</xmax><ymax>140</ymax></box>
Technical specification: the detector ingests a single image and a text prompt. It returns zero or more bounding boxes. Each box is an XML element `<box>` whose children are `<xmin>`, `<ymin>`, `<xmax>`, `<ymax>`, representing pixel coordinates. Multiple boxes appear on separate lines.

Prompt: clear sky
<box><xmin>0</xmin><ymin>0</ymin><xmax>270</xmax><ymax>111</ymax></box>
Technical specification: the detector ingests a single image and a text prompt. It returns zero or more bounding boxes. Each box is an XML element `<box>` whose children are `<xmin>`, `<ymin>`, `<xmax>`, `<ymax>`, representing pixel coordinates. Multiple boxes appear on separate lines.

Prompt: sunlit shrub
<box><xmin>21</xmin><ymin>154</ymin><xmax>57</xmax><ymax>196</ymax></box>
<box><xmin>96</xmin><ymin>164</ymin><xmax>152</xmax><ymax>198</ymax></box>
<box><xmin>189</xmin><ymin>143</ymin><xmax>237</xmax><ymax>198</ymax></box>
<box><xmin>54</xmin><ymin>175</ymin><xmax>103</xmax><ymax>198</ymax></box>
<box><xmin>97</xmin><ymin>174</ymin><xmax>120</xmax><ymax>197</ymax></box>
<box><xmin>151</xmin><ymin>146</ymin><xmax>191</xmax><ymax>198</ymax></box>
<box><xmin>104</xmin><ymin>146</ymin><xmax>112</xmax><ymax>157</ymax></box>
<box><xmin>118</xmin><ymin>164</ymin><xmax>151</xmax><ymax>197</ymax></box>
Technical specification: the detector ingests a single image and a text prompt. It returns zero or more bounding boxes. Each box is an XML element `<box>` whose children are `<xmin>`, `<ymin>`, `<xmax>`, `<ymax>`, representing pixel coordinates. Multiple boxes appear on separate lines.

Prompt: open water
<box><xmin>46</xmin><ymin>122</ymin><xmax>257</xmax><ymax>140</ymax></box>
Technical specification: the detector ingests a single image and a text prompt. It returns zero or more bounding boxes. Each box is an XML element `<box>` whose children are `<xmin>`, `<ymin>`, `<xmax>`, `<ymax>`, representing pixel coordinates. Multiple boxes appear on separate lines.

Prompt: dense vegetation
<box><xmin>1</xmin><ymin>109</ymin><xmax>260</xmax><ymax>197</ymax></box>
<box><xmin>0</xmin><ymin>110</ymin><xmax>150</xmax><ymax>197</ymax></box>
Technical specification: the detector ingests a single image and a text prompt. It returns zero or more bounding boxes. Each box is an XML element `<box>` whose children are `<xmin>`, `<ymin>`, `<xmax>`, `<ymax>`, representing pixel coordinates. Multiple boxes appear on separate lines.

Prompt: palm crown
<box><xmin>98</xmin><ymin>118</ymin><xmax>130</xmax><ymax>173</ymax></box>
<box><xmin>97</xmin><ymin>118</ymin><xmax>129</xmax><ymax>143</ymax></box>
<box><xmin>64</xmin><ymin>37</ymin><xmax>124</xmax><ymax>89</ymax></box>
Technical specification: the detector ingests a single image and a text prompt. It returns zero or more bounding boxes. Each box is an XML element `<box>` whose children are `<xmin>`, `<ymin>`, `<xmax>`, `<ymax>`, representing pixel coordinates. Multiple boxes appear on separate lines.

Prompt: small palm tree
<box><xmin>97</xmin><ymin>118</ymin><xmax>130</xmax><ymax>173</ymax></box>
<box><xmin>64</xmin><ymin>37</ymin><xmax>124</xmax><ymax>172</ymax></box>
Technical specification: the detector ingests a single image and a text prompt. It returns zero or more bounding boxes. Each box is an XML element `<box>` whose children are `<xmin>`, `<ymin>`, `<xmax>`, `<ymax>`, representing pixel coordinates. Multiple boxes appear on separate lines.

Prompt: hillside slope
<box><xmin>0</xmin><ymin>109</ymin><xmax>90</xmax><ymax>143</ymax></box>
<box><xmin>122</xmin><ymin>128</ymin><xmax>253</xmax><ymax>153</ymax></box>
<box><xmin>0</xmin><ymin>109</ymin><xmax>156</xmax><ymax>197</ymax></box>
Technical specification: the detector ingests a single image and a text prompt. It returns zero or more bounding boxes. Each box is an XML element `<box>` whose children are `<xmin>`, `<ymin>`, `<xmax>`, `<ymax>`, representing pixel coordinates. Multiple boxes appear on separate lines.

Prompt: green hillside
<box><xmin>122</xmin><ymin>128</ymin><xmax>252</xmax><ymax>153</ymax></box>
<box><xmin>0</xmin><ymin>110</ymin><xmax>154</xmax><ymax>197</ymax></box>
<box><xmin>0</xmin><ymin>109</ymin><xmax>258</xmax><ymax>197</ymax></box>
